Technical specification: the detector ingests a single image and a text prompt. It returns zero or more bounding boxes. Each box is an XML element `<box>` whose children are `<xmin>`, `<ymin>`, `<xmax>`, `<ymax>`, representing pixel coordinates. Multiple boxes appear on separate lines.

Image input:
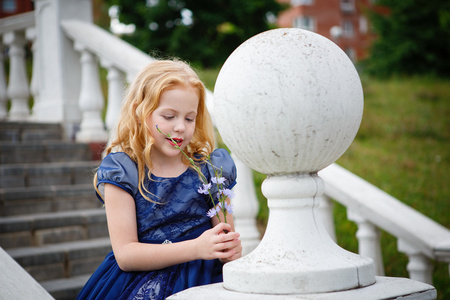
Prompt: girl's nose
<box><xmin>174</xmin><ymin>120</ymin><xmax>185</xmax><ymax>133</ymax></box>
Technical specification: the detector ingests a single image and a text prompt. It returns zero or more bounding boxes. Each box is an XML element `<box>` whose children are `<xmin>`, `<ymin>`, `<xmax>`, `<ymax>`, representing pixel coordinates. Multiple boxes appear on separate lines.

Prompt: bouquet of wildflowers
<box><xmin>156</xmin><ymin>126</ymin><xmax>234</xmax><ymax>223</ymax></box>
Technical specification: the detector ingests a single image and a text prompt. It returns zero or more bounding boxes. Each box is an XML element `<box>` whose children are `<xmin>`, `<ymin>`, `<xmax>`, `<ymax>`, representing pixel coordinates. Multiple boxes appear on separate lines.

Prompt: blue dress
<box><xmin>76</xmin><ymin>149</ymin><xmax>236</xmax><ymax>300</ymax></box>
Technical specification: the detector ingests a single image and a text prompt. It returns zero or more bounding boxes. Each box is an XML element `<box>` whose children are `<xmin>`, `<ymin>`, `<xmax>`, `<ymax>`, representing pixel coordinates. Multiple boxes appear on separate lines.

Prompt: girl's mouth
<box><xmin>167</xmin><ymin>137</ymin><xmax>183</xmax><ymax>147</ymax></box>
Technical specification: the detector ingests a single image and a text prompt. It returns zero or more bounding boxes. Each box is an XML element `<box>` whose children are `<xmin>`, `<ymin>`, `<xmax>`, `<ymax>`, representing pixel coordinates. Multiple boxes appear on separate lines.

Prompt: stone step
<box><xmin>0</xmin><ymin>184</ymin><xmax>101</xmax><ymax>217</ymax></box>
<box><xmin>7</xmin><ymin>237</ymin><xmax>112</xmax><ymax>282</ymax></box>
<box><xmin>0</xmin><ymin>141</ymin><xmax>94</xmax><ymax>164</ymax></box>
<box><xmin>0</xmin><ymin>160</ymin><xmax>99</xmax><ymax>189</ymax></box>
<box><xmin>0</xmin><ymin>208</ymin><xmax>108</xmax><ymax>249</ymax></box>
<box><xmin>41</xmin><ymin>274</ymin><xmax>91</xmax><ymax>300</ymax></box>
<box><xmin>0</xmin><ymin>121</ymin><xmax>63</xmax><ymax>142</ymax></box>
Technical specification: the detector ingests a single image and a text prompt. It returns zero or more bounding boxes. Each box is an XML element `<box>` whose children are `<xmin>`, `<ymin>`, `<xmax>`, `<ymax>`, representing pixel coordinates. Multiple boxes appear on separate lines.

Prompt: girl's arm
<box><xmin>104</xmin><ymin>183</ymin><xmax>240</xmax><ymax>272</ymax></box>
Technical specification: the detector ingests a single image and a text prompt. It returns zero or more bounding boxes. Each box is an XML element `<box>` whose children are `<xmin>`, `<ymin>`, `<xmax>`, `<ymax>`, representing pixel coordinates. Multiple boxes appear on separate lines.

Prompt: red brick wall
<box><xmin>277</xmin><ymin>0</ymin><xmax>376</xmax><ymax>61</ymax></box>
<box><xmin>0</xmin><ymin>0</ymin><xmax>34</xmax><ymax>18</ymax></box>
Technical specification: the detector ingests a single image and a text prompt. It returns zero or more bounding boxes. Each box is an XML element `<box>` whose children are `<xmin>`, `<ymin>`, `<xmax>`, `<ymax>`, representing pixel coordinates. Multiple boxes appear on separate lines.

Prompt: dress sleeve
<box><xmin>96</xmin><ymin>152</ymin><xmax>139</xmax><ymax>203</ymax></box>
<box><xmin>205</xmin><ymin>148</ymin><xmax>237</xmax><ymax>191</ymax></box>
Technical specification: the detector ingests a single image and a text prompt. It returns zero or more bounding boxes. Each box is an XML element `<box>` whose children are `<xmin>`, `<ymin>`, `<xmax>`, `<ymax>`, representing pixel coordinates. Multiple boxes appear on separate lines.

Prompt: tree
<box><xmin>106</xmin><ymin>0</ymin><xmax>287</xmax><ymax>68</ymax></box>
<box><xmin>365</xmin><ymin>0</ymin><xmax>450</xmax><ymax>78</ymax></box>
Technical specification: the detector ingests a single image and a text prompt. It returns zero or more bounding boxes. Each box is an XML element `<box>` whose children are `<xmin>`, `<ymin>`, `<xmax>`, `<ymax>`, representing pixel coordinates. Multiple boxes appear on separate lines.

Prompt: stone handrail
<box><xmin>320</xmin><ymin>163</ymin><xmax>450</xmax><ymax>283</ymax></box>
<box><xmin>0</xmin><ymin>11</ymin><xmax>34</xmax><ymax>35</ymax></box>
<box><xmin>60</xmin><ymin>19</ymin><xmax>153</xmax><ymax>82</ymax></box>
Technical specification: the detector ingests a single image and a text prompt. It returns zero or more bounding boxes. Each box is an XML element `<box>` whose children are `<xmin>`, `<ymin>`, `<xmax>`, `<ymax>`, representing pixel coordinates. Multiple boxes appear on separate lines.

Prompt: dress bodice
<box><xmin>96</xmin><ymin>149</ymin><xmax>237</xmax><ymax>243</ymax></box>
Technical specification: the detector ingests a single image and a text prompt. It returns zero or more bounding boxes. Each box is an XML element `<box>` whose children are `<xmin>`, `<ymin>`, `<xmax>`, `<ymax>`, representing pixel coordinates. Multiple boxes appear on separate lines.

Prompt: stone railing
<box><xmin>0</xmin><ymin>3</ymin><xmax>448</xmax><ymax>295</ymax></box>
<box><xmin>60</xmin><ymin>19</ymin><xmax>153</xmax><ymax>142</ymax></box>
<box><xmin>0</xmin><ymin>11</ymin><xmax>35</xmax><ymax>121</ymax></box>
<box><xmin>320</xmin><ymin>163</ymin><xmax>450</xmax><ymax>284</ymax></box>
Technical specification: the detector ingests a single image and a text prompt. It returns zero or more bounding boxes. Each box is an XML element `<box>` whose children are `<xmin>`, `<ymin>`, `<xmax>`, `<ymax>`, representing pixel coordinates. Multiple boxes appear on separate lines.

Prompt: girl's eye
<box><xmin>163</xmin><ymin>116</ymin><xmax>174</xmax><ymax>120</ymax></box>
<box><xmin>186</xmin><ymin>118</ymin><xmax>195</xmax><ymax>122</ymax></box>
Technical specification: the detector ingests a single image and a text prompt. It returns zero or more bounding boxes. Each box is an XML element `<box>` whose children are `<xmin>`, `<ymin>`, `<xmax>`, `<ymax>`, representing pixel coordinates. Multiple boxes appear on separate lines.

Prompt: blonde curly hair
<box><xmin>98</xmin><ymin>59</ymin><xmax>215</xmax><ymax>203</ymax></box>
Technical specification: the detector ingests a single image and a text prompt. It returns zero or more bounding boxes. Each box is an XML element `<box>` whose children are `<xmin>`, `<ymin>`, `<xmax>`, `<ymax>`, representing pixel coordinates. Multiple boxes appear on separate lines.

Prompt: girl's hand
<box><xmin>196</xmin><ymin>223</ymin><xmax>242</xmax><ymax>262</ymax></box>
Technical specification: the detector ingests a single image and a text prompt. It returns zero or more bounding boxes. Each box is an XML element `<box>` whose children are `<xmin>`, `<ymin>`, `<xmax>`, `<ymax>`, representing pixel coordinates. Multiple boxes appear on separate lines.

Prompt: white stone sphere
<box><xmin>214</xmin><ymin>28</ymin><xmax>363</xmax><ymax>175</ymax></box>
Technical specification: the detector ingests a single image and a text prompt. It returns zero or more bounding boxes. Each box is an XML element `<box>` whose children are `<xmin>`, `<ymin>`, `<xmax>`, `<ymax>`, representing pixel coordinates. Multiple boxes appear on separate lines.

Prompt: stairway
<box><xmin>0</xmin><ymin>121</ymin><xmax>111</xmax><ymax>300</ymax></box>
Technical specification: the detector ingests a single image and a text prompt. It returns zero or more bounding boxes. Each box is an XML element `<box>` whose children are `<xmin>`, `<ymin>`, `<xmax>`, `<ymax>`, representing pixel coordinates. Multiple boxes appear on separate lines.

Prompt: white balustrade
<box><xmin>398</xmin><ymin>239</ymin><xmax>434</xmax><ymax>284</ymax></box>
<box><xmin>321</xmin><ymin>162</ymin><xmax>450</xmax><ymax>287</ymax></box>
<box><xmin>74</xmin><ymin>44</ymin><xmax>108</xmax><ymax>143</ymax></box>
<box><xmin>3</xmin><ymin>31</ymin><xmax>30</xmax><ymax>121</ymax></box>
<box><xmin>230</xmin><ymin>154</ymin><xmax>261</xmax><ymax>255</ymax></box>
<box><xmin>348</xmin><ymin>209</ymin><xmax>385</xmax><ymax>276</ymax></box>
<box><xmin>0</xmin><ymin>42</ymin><xmax>7</xmax><ymax>120</ymax></box>
<box><xmin>103</xmin><ymin>64</ymin><xmax>125</xmax><ymax>133</ymax></box>
<box><xmin>318</xmin><ymin>195</ymin><xmax>337</xmax><ymax>242</ymax></box>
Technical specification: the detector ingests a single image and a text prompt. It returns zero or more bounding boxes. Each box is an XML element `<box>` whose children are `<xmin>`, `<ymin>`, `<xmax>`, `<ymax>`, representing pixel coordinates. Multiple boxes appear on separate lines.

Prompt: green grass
<box><xmin>202</xmin><ymin>68</ymin><xmax>450</xmax><ymax>299</ymax></box>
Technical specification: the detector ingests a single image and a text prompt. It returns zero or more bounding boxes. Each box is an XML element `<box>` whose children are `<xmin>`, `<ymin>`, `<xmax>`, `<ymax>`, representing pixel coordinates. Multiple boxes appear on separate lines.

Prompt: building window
<box><xmin>342</xmin><ymin>19</ymin><xmax>354</xmax><ymax>37</ymax></box>
<box><xmin>291</xmin><ymin>0</ymin><xmax>313</xmax><ymax>6</ymax></box>
<box><xmin>340</xmin><ymin>0</ymin><xmax>354</xmax><ymax>12</ymax></box>
<box><xmin>2</xmin><ymin>0</ymin><xmax>17</xmax><ymax>13</ymax></box>
<box><xmin>359</xmin><ymin>16</ymin><xmax>368</xmax><ymax>34</ymax></box>
<box><xmin>293</xmin><ymin>16</ymin><xmax>315</xmax><ymax>31</ymax></box>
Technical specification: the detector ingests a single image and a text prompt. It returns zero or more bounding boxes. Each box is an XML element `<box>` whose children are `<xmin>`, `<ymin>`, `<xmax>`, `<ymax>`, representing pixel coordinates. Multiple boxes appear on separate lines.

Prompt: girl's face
<box><xmin>146</xmin><ymin>85</ymin><xmax>199</xmax><ymax>163</ymax></box>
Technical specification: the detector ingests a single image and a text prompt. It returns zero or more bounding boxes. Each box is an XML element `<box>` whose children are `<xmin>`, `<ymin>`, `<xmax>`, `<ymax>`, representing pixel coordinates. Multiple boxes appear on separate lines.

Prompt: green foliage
<box><xmin>336</xmin><ymin>76</ymin><xmax>450</xmax><ymax>299</ymax></box>
<box><xmin>106</xmin><ymin>0</ymin><xmax>287</xmax><ymax>68</ymax></box>
<box><xmin>365</xmin><ymin>0</ymin><xmax>450</xmax><ymax>78</ymax></box>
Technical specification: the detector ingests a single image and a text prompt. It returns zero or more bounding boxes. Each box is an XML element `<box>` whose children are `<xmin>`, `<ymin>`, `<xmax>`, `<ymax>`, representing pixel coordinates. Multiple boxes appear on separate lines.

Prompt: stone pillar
<box><xmin>215</xmin><ymin>28</ymin><xmax>373</xmax><ymax>294</ymax></box>
<box><xmin>33</xmin><ymin>0</ymin><xmax>93</xmax><ymax>139</ymax></box>
<box><xmin>169</xmin><ymin>28</ymin><xmax>436</xmax><ymax>299</ymax></box>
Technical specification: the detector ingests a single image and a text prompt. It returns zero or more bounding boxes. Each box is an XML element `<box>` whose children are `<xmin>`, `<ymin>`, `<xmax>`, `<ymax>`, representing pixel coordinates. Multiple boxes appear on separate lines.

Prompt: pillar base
<box><xmin>168</xmin><ymin>276</ymin><xmax>436</xmax><ymax>300</ymax></box>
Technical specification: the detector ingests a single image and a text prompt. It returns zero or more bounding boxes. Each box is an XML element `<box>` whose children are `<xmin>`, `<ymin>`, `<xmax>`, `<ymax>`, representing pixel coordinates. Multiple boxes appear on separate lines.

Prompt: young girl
<box><xmin>77</xmin><ymin>60</ymin><xmax>242</xmax><ymax>299</ymax></box>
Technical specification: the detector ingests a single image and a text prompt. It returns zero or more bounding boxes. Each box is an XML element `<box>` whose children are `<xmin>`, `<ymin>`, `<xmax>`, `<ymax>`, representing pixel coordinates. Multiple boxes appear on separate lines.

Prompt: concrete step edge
<box><xmin>40</xmin><ymin>274</ymin><xmax>91</xmax><ymax>295</ymax></box>
<box><xmin>7</xmin><ymin>237</ymin><xmax>111</xmax><ymax>265</ymax></box>
<box><xmin>0</xmin><ymin>208</ymin><xmax>106</xmax><ymax>233</ymax></box>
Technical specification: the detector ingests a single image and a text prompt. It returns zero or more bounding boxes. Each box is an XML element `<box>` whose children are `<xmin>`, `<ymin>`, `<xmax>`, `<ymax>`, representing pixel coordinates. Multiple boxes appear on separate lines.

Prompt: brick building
<box><xmin>0</xmin><ymin>0</ymin><xmax>33</xmax><ymax>18</ymax></box>
<box><xmin>277</xmin><ymin>0</ymin><xmax>376</xmax><ymax>62</ymax></box>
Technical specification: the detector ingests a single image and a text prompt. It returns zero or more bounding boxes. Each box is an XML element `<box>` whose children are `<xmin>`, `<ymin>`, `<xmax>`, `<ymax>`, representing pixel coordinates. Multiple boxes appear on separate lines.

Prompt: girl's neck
<box><xmin>150</xmin><ymin>154</ymin><xmax>188</xmax><ymax>178</ymax></box>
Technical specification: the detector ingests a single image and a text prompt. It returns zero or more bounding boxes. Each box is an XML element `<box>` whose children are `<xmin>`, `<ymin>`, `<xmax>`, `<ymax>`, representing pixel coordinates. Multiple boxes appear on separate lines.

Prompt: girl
<box><xmin>77</xmin><ymin>60</ymin><xmax>242</xmax><ymax>299</ymax></box>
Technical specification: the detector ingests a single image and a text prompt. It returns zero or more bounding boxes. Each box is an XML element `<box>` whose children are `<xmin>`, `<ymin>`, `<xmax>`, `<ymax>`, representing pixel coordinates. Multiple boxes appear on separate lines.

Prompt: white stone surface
<box><xmin>212</xmin><ymin>28</ymin><xmax>374</xmax><ymax>294</ymax></box>
<box><xmin>0</xmin><ymin>247</ymin><xmax>53</xmax><ymax>300</ymax></box>
<box><xmin>34</xmin><ymin>0</ymin><xmax>92</xmax><ymax>137</ymax></box>
<box><xmin>168</xmin><ymin>277</ymin><xmax>436</xmax><ymax>300</ymax></box>
<box><xmin>230</xmin><ymin>153</ymin><xmax>261</xmax><ymax>255</ymax></box>
<box><xmin>214</xmin><ymin>28</ymin><xmax>363</xmax><ymax>175</ymax></box>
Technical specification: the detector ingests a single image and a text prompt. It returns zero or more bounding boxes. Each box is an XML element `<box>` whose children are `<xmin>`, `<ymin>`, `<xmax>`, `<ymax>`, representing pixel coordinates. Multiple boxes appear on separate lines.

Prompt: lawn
<box><xmin>200</xmin><ymin>68</ymin><xmax>450</xmax><ymax>299</ymax></box>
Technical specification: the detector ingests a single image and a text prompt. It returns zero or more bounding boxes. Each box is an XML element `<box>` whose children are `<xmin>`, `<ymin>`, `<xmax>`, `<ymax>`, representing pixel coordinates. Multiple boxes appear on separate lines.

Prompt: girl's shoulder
<box><xmin>202</xmin><ymin>148</ymin><xmax>237</xmax><ymax>189</ymax></box>
<box><xmin>101</xmin><ymin>152</ymin><xmax>136</xmax><ymax>168</ymax></box>
<box><xmin>208</xmin><ymin>148</ymin><xmax>234</xmax><ymax>168</ymax></box>
<box><xmin>97</xmin><ymin>152</ymin><xmax>138</xmax><ymax>184</ymax></box>
<box><xmin>96</xmin><ymin>152</ymin><xmax>139</xmax><ymax>201</ymax></box>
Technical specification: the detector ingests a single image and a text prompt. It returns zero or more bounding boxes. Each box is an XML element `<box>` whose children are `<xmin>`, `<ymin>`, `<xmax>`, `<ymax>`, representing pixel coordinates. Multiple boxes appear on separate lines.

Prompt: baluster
<box><xmin>3</xmin><ymin>31</ymin><xmax>30</xmax><ymax>121</ymax></box>
<box><xmin>26</xmin><ymin>27</ymin><xmax>39</xmax><ymax>120</ymax></box>
<box><xmin>398</xmin><ymin>239</ymin><xmax>433</xmax><ymax>284</ymax></box>
<box><xmin>318</xmin><ymin>195</ymin><xmax>336</xmax><ymax>241</ymax></box>
<box><xmin>231</xmin><ymin>154</ymin><xmax>261</xmax><ymax>255</ymax></box>
<box><xmin>0</xmin><ymin>41</ymin><xmax>7</xmax><ymax>119</ymax></box>
<box><xmin>348</xmin><ymin>209</ymin><xmax>385</xmax><ymax>276</ymax></box>
<box><xmin>74</xmin><ymin>43</ymin><xmax>108</xmax><ymax>142</ymax></box>
<box><xmin>104</xmin><ymin>64</ymin><xmax>125</xmax><ymax>133</ymax></box>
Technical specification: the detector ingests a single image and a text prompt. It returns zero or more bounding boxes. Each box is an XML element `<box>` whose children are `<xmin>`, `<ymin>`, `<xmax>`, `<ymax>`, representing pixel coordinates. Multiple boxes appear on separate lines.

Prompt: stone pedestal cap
<box><xmin>214</xmin><ymin>28</ymin><xmax>363</xmax><ymax>175</ymax></box>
